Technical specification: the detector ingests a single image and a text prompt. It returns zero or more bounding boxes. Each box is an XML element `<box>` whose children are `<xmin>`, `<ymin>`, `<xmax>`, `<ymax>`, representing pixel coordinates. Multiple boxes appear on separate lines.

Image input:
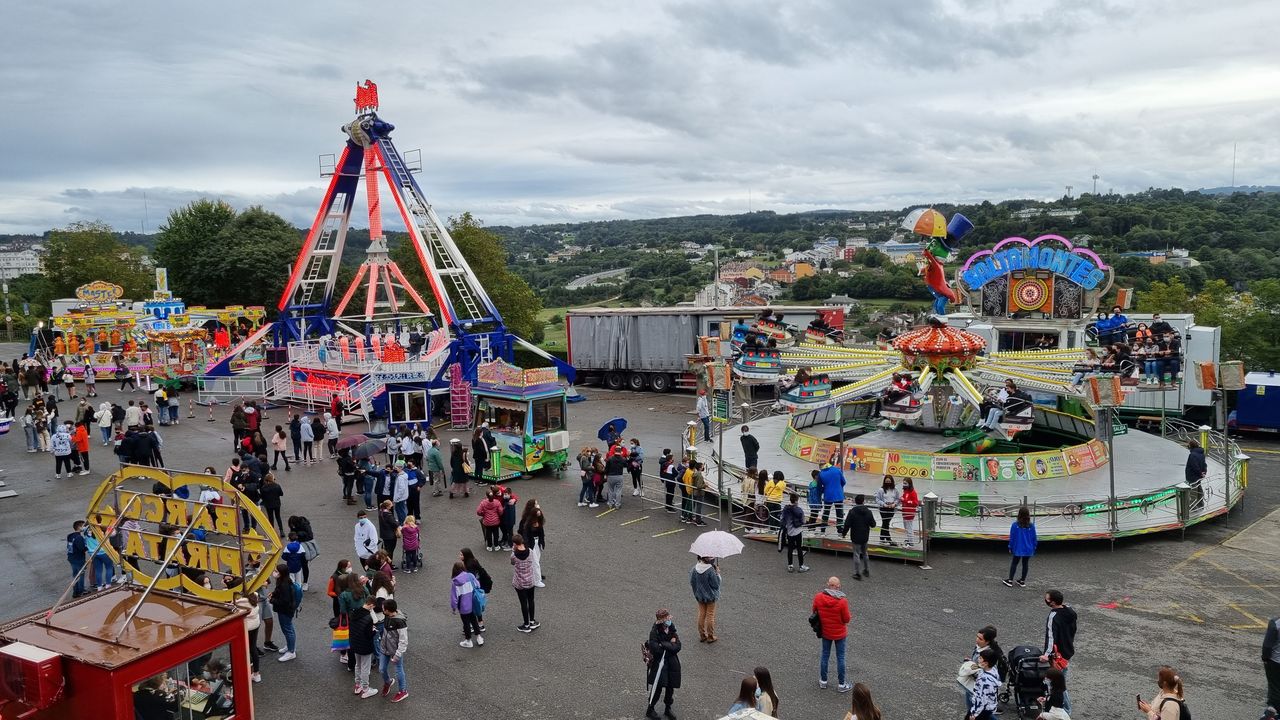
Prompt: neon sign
<box><xmin>959</xmin><ymin>235</ymin><xmax>1109</xmax><ymax>292</ymax></box>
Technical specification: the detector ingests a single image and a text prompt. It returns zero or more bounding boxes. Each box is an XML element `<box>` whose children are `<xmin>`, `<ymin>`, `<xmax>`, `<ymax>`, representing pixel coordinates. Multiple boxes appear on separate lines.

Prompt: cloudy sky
<box><xmin>3</xmin><ymin>0</ymin><xmax>1277</xmax><ymax>234</ymax></box>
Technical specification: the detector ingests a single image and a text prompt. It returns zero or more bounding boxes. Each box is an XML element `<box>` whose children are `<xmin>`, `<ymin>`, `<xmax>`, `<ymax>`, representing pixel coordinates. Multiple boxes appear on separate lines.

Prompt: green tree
<box><xmin>391</xmin><ymin>212</ymin><xmax>543</xmax><ymax>342</ymax></box>
<box><xmin>42</xmin><ymin>221</ymin><xmax>152</xmax><ymax>298</ymax></box>
<box><xmin>1135</xmin><ymin>277</ymin><xmax>1191</xmax><ymax>313</ymax></box>
<box><xmin>153</xmin><ymin>199</ymin><xmax>237</xmax><ymax>303</ymax></box>
<box><xmin>190</xmin><ymin>207</ymin><xmax>302</xmax><ymax>308</ymax></box>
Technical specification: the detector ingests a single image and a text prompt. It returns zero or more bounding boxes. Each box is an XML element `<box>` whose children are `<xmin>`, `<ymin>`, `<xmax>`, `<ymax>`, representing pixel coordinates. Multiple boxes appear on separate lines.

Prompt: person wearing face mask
<box><xmin>498</xmin><ymin>487</ymin><xmax>519</xmax><ymax>551</ymax></box>
<box><xmin>645</xmin><ymin>608</ymin><xmax>682</xmax><ymax>720</ymax></box>
<box><xmin>629</xmin><ymin>438</ymin><xmax>645</xmax><ymax>496</ymax></box>
<box><xmin>518</xmin><ymin>499</ymin><xmax>548</xmax><ymax>587</ymax></box>
<box><xmin>1041</xmin><ymin>589</ymin><xmax>1078</xmax><ymax>715</ymax></box>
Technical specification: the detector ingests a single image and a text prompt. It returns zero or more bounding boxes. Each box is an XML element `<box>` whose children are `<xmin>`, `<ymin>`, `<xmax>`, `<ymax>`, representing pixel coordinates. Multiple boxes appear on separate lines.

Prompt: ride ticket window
<box><xmin>531</xmin><ymin>398</ymin><xmax>565</xmax><ymax>434</ymax></box>
<box><xmin>130</xmin><ymin>641</ymin><xmax>238</xmax><ymax>720</ymax></box>
<box><xmin>476</xmin><ymin>399</ymin><xmax>525</xmax><ymax>434</ymax></box>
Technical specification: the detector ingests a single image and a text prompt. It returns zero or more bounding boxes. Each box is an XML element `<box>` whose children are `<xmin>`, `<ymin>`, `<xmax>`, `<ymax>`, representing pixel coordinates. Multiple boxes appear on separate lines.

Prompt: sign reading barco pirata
<box><xmin>85</xmin><ymin>465</ymin><xmax>283</xmax><ymax>602</ymax></box>
<box><xmin>75</xmin><ymin>280</ymin><xmax>125</xmax><ymax>303</ymax></box>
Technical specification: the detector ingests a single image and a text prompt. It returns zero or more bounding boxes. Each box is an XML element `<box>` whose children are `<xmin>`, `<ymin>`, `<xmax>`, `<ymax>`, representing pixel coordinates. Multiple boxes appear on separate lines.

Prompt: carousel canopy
<box><xmin>892</xmin><ymin>323</ymin><xmax>986</xmax><ymax>356</ymax></box>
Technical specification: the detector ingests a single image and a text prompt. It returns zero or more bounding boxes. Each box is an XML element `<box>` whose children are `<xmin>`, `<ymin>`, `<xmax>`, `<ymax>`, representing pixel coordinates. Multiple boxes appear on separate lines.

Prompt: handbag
<box><xmin>808</xmin><ymin>611</ymin><xmax>823</xmax><ymax>637</ymax></box>
<box><xmin>330</xmin><ymin>615</ymin><xmax>350</xmax><ymax>652</ymax></box>
<box><xmin>302</xmin><ymin>540</ymin><xmax>320</xmax><ymax>561</ymax></box>
<box><xmin>462</xmin><ymin>462</ymin><xmax>473</xmax><ymax>474</ymax></box>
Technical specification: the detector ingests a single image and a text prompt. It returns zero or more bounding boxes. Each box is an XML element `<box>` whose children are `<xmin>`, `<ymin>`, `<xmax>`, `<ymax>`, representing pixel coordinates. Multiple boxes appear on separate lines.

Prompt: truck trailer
<box><xmin>566</xmin><ymin>305</ymin><xmax>834</xmax><ymax>392</ymax></box>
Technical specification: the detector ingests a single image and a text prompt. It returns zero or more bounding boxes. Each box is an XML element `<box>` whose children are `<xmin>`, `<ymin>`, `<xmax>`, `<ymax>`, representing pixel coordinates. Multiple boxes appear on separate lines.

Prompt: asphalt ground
<box><xmin>0</xmin><ymin>369</ymin><xmax>1275</xmax><ymax>719</ymax></box>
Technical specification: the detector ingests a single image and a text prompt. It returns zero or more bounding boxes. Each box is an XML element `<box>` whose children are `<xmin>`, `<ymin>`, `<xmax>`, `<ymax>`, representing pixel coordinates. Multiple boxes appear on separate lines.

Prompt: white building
<box><xmin>0</xmin><ymin>249</ymin><xmax>42</xmax><ymax>277</ymax></box>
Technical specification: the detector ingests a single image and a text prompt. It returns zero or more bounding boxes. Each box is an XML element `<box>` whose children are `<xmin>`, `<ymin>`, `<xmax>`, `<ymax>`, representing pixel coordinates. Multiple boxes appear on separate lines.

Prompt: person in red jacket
<box><xmin>70</xmin><ymin>422</ymin><xmax>91</xmax><ymax>475</ymax></box>
<box><xmin>476</xmin><ymin>489</ymin><xmax>504</xmax><ymax>552</ymax></box>
<box><xmin>813</xmin><ymin>576</ymin><xmax>852</xmax><ymax>692</ymax></box>
<box><xmin>900</xmin><ymin>478</ymin><xmax>920</xmax><ymax>546</ymax></box>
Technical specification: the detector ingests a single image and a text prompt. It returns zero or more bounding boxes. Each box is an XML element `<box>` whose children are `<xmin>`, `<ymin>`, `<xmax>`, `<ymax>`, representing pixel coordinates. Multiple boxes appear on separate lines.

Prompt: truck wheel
<box><xmin>649</xmin><ymin>373</ymin><xmax>672</xmax><ymax>392</ymax></box>
<box><xmin>627</xmin><ymin>373</ymin><xmax>648</xmax><ymax>392</ymax></box>
<box><xmin>604</xmin><ymin>371</ymin><xmax>626</xmax><ymax>390</ymax></box>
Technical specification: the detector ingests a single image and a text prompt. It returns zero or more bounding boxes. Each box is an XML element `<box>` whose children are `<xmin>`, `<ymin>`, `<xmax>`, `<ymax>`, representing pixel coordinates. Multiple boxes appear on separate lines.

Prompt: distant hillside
<box><xmin>1198</xmin><ymin>185</ymin><xmax>1280</xmax><ymax>196</ymax></box>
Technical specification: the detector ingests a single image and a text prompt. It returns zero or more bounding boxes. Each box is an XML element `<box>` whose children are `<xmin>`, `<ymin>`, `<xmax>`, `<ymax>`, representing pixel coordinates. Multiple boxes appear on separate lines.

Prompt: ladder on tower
<box><xmin>293</xmin><ymin>196</ymin><xmax>349</xmax><ymax>311</ymax></box>
<box><xmin>376</xmin><ymin>138</ymin><xmax>497</xmax><ymax>327</ymax></box>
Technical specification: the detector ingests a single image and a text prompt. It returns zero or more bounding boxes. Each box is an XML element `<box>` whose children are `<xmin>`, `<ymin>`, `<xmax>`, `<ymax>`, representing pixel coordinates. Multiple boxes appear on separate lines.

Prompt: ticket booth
<box><xmin>0</xmin><ymin>587</ymin><xmax>251</xmax><ymax>720</ymax></box>
<box><xmin>0</xmin><ymin>466</ymin><xmax>282</xmax><ymax>720</ymax></box>
<box><xmin>472</xmin><ymin>360</ymin><xmax>570</xmax><ymax>479</ymax></box>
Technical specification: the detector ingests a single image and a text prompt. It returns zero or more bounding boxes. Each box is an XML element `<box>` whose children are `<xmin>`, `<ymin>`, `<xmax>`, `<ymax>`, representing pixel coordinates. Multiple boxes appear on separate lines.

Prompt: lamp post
<box><xmin>1</xmin><ymin>266</ymin><xmax>11</xmax><ymax>341</ymax></box>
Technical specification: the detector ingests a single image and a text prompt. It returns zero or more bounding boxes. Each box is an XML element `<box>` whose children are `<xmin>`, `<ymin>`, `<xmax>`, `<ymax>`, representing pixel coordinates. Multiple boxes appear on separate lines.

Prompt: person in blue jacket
<box><xmin>817</xmin><ymin>462</ymin><xmax>846</xmax><ymax>532</ymax></box>
<box><xmin>1106</xmin><ymin>305</ymin><xmax>1130</xmax><ymax>344</ymax></box>
<box><xmin>1003</xmin><ymin>506</ymin><xmax>1037</xmax><ymax>587</ymax></box>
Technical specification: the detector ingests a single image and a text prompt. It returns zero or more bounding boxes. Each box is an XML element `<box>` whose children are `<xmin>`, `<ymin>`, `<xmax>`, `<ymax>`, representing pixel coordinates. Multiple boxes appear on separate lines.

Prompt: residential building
<box><xmin>792</xmin><ymin>262</ymin><xmax>816</xmax><ymax>279</ymax></box>
<box><xmin>767</xmin><ymin>268</ymin><xmax>795</xmax><ymax>284</ymax></box>
<box><xmin>0</xmin><ymin>249</ymin><xmax>43</xmax><ymax>277</ymax></box>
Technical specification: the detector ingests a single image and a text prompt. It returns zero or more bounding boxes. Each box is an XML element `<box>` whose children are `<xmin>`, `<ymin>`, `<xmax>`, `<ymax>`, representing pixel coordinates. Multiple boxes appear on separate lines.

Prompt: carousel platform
<box><xmin>697</xmin><ymin>412</ymin><xmax>1242</xmax><ymax>542</ymax></box>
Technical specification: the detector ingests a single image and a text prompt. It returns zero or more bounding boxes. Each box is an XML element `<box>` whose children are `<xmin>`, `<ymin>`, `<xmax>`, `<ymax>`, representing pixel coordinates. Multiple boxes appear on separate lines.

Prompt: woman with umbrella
<box><xmin>598</xmin><ymin>418</ymin><xmax>627</xmax><ymax>447</ymax></box>
<box><xmin>645</xmin><ymin>608</ymin><xmax>681</xmax><ymax>720</ymax></box>
<box><xmin>449</xmin><ymin>438</ymin><xmax>471</xmax><ymax>499</ymax></box>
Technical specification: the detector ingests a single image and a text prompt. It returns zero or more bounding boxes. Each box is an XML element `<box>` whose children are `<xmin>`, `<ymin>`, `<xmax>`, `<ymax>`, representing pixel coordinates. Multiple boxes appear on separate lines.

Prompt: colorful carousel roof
<box><xmin>891</xmin><ymin>323</ymin><xmax>986</xmax><ymax>355</ymax></box>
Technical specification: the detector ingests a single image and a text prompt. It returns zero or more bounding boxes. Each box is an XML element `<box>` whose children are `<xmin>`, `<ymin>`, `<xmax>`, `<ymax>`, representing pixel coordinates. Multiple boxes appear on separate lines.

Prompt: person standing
<box><xmin>511</xmin><ymin>534</ymin><xmax>540</xmax><ymax>632</ymax></box>
<box><xmin>324</xmin><ymin>412</ymin><xmax>340</xmax><ymax>458</ymax></box>
<box><xmin>813</xmin><ymin>576</ymin><xmax>853</xmax><ymax>692</ymax></box>
<box><xmin>1185</xmin><ymin>439</ymin><xmax>1207</xmax><ymax>509</ymax></box>
<box><xmin>350</xmin><ymin>594</ymin><xmax>379</xmax><ymax>698</ymax></box>
<box><xmin>477</xmin><ymin>490</ymin><xmax>503</xmax><ymax>551</ymax></box>
<box><xmin>269</xmin><ymin>562</ymin><xmax>298</xmax><ymax>662</ymax></box>
<box><xmin>874</xmin><ymin>476</ymin><xmax>900</xmax><ymax>546</ymax></box>
<box><xmin>763</xmin><ymin>471</ymin><xmax>786</xmax><ymax>530</ymax></box>
<box><xmin>688</xmin><ymin>461</ymin><xmax>708</xmax><ymax>527</ymax></box>
<box><xmin>353</xmin><ymin>510</ymin><xmax>380</xmax><ymax>569</ymax></box>
<box><xmin>659</xmin><ymin>449</ymin><xmax>678</xmax><ymax>513</ymax></box>
<box><xmin>270</xmin><ymin>425</ymin><xmax>292</xmax><ymax>472</ymax></box>
<box><xmin>740</xmin><ymin>425</ymin><xmax>760</xmax><ymax>472</ymax></box>
<box><xmin>1004</xmin><ymin>506</ymin><xmax>1037</xmax><ymax>587</ymax></box>
<box><xmin>1265</xmin><ymin>616</ymin><xmax>1280</xmax><ymax>713</ymax></box>
<box><xmin>645</xmin><ymin>608</ymin><xmax>682</xmax><ymax>720</ymax></box>
<box><xmin>259</xmin><ymin>474</ymin><xmax>285</xmax><ymax>537</ymax></box>
<box><xmin>299</xmin><ymin>414</ymin><xmax>316</xmax><ymax>465</ymax></box>
<box><xmin>1041</xmin><ymin>589</ymin><xmax>1078</xmax><ymax>715</ymax></box>
<box><xmin>449</xmin><ymin>438</ymin><xmax>471</xmax><ymax>498</ymax></box>
<box><xmin>471</xmin><ymin>427</ymin><xmax>490</xmax><ymax>483</ymax></box>
<box><xmin>378</xmin><ymin>599</ymin><xmax>409</xmax><ymax>702</ymax></box>
<box><xmin>604</xmin><ymin>447</ymin><xmax>626</xmax><ymax>509</ymax></box>
<box><xmin>71</xmin><ymin>421</ymin><xmax>91</xmax><ymax>475</ymax></box>
<box><xmin>782</xmin><ymin>493</ymin><xmax>809</xmax><ymax>573</ymax></box>
<box><xmin>450</xmin><ymin>561</ymin><xmax>484</xmax><ymax>648</ymax></box>
<box><xmin>425</xmin><ymin>438</ymin><xmax>446</xmax><ymax>497</ymax></box>
<box><xmin>690</xmin><ymin>556</ymin><xmax>721</xmax><ymax>643</ymax></box>
<box><xmin>695</xmin><ymin>390</ymin><xmax>711</xmax><ymax>441</ymax></box>
<box><xmin>379</xmin><ymin>500</ymin><xmax>400</xmax><ymax>565</ymax></box>
<box><xmin>288</xmin><ymin>412</ymin><xmax>302</xmax><ymax>463</ymax></box>
<box><xmin>839</xmin><ymin>495</ymin><xmax>878</xmax><ymax>581</ymax></box>
<box><xmin>498</xmin><ymin>487</ymin><xmax>518</xmax><ymax>551</ymax></box>
<box><xmin>629</xmin><ymin>438</ymin><xmax>645</xmax><ymax>496</ymax></box>
<box><xmin>391</xmin><ymin>462</ymin><xmax>410</xmax><ymax>524</ymax></box>
<box><xmin>818</xmin><ymin>462</ymin><xmax>846</xmax><ymax>532</ymax></box>
<box><xmin>83</xmin><ymin>365</ymin><xmax>97</xmax><ymax>398</ymax></box>
<box><xmin>518</xmin><ymin>499</ymin><xmax>547</xmax><ymax>587</ymax></box>
<box><xmin>967</xmin><ymin>648</ymin><xmax>1001</xmax><ymax>720</ymax></box>
<box><xmin>51</xmin><ymin>421</ymin><xmax>75</xmax><ymax>478</ymax></box>
<box><xmin>900</xmin><ymin>478</ymin><xmax>920</xmax><ymax>546</ymax></box>
<box><xmin>66</xmin><ymin>521</ymin><xmax>88</xmax><ymax>598</ymax></box>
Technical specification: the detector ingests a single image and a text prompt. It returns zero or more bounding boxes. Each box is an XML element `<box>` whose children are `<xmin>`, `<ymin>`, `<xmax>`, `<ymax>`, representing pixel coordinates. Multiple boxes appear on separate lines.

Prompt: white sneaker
<box><xmin>632</xmin><ymin>488</ymin><xmax>640</xmax><ymax>496</ymax></box>
<box><xmin>277</xmin><ymin>652</ymin><xmax>296</xmax><ymax>662</ymax></box>
<box><xmin>819</xmin><ymin>679</ymin><xmax>828</xmax><ymax>689</ymax></box>
<box><xmin>535</xmin><ymin>581</ymin><xmax>546</xmax><ymax>588</ymax></box>
<box><xmin>475</xmin><ymin>634</ymin><xmax>484</xmax><ymax>646</ymax></box>
<box><xmin>79</xmin><ymin>470</ymin><xmax>90</xmax><ymax>476</ymax></box>
<box><xmin>252</xmin><ymin>672</ymin><xmax>262</xmax><ymax>683</ymax></box>
<box><xmin>459</xmin><ymin>639</ymin><xmax>474</xmax><ymax>648</ymax></box>
<box><xmin>577</xmin><ymin>502</ymin><xmax>587</xmax><ymax>507</ymax></box>
<box><xmin>360</xmin><ymin>687</ymin><xmax>379</xmax><ymax>699</ymax></box>
<box><xmin>54</xmin><ymin>474</ymin><xmax>61</xmax><ymax>479</ymax></box>
<box><xmin>301</xmin><ymin>583</ymin><xmax>308</xmax><ymax>591</ymax></box>
<box><xmin>838</xmin><ymin>682</ymin><xmax>852</xmax><ymax>693</ymax></box>
<box><xmin>589</xmin><ymin>503</ymin><xmax>599</xmax><ymax>508</ymax></box>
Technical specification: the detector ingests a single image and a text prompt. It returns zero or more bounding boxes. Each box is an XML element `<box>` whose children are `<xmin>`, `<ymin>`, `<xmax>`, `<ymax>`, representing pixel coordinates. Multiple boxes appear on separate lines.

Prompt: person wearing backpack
<box><xmin>269</xmin><ymin>561</ymin><xmax>300</xmax><ymax>662</ymax></box>
<box><xmin>378</xmin><ymin>599</ymin><xmax>409</xmax><ymax>702</ymax></box>
<box><xmin>450</xmin><ymin>561</ymin><xmax>484</xmax><ymax>648</ymax></box>
<box><xmin>1137</xmin><ymin>665</ymin><xmax>1189</xmax><ymax>720</ymax></box>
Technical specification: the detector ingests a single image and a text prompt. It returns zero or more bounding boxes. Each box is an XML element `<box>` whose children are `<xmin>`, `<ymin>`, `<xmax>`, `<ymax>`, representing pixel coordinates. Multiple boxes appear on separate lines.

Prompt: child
<box><xmin>349</xmin><ymin>595</ymin><xmax>378</xmax><ymax>698</ymax></box>
<box><xmin>400</xmin><ymin>516</ymin><xmax>421</xmax><ymax>573</ymax></box>
<box><xmin>283</xmin><ymin>533</ymin><xmax>305</xmax><ymax>588</ymax></box>
<box><xmin>379</xmin><ymin>599</ymin><xmax>409</xmax><ymax>702</ymax></box>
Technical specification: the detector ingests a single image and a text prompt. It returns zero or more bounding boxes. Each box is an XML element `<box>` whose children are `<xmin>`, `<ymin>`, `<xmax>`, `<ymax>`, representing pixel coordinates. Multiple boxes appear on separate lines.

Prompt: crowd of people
<box><xmin>1076</xmin><ymin>310</ymin><xmax>1184</xmax><ymax>387</ymax></box>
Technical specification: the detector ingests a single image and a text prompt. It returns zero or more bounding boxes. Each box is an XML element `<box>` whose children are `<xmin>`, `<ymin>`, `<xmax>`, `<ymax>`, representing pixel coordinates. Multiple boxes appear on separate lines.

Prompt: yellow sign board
<box><xmin>85</xmin><ymin>466</ymin><xmax>283</xmax><ymax>602</ymax></box>
<box><xmin>75</xmin><ymin>280</ymin><xmax>125</xmax><ymax>303</ymax></box>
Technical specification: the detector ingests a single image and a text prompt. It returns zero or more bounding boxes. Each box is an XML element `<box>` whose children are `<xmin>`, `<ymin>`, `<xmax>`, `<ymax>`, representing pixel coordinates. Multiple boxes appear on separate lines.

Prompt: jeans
<box><xmin>691</xmin><ymin>491</ymin><xmax>705</xmax><ymax>524</ymax></box>
<box><xmin>982</xmin><ymin>407</ymin><xmax>1004</xmax><ymax>428</ymax></box>
<box><xmin>24</xmin><ymin>425</ymin><xmax>37</xmax><ymax>450</ymax></box>
<box><xmin>395</xmin><ymin>501</ymin><xmax>407</xmax><ymax>524</ymax></box>
<box><xmin>820</xmin><ymin>637</ymin><xmax>847</xmax><ymax>684</ymax></box>
<box><xmin>1008</xmin><ymin>555</ymin><xmax>1030</xmax><ymax>582</ymax></box>
<box><xmin>362</xmin><ymin>476</ymin><xmax>374</xmax><ymax>508</ymax></box>
<box><xmin>169</xmin><ymin>405</ymin><xmax>179</xmax><ymax>424</ymax></box>
<box><xmin>355</xmin><ymin>653</ymin><xmax>373</xmax><ymax>690</ymax></box>
<box><xmin>663</xmin><ymin>479</ymin><xmax>676</xmax><ymax>510</ymax></box>
<box><xmin>1144</xmin><ymin>360</ymin><xmax>1159</xmax><ymax>378</ymax></box>
<box><xmin>579</xmin><ymin>477</ymin><xmax>594</xmax><ymax>504</ymax></box>
<box><xmin>606</xmin><ymin>476</ymin><xmax>624</xmax><ymax>507</ymax></box>
<box><xmin>516</xmin><ymin>586</ymin><xmax>536</xmax><ymax>624</ymax></box>
<box><xmin>1265</xmin><ymin>659</ymin><xmax>1280</xmax><ymax>711</ymax></box>
<box><xmin>680</xmin><ymin>487</ymin><xmax>692</xmax><ymax>521</ymax></box>
<box><xmin>1061</xmin><ymin>665</ymin><xmax>1071</xmax><ymax>714</ymax></box>
<box><xmin>696</xmin><ymin>600</ymin><xmax>716</xmax><ymax>639</ymax></box>
<box><xmin>700</xmin><ymin>416</ymin><xmax>711</xmax><ymax>441</ymax></box>
<box><xmin>1163</xmin><ymin>357</ymin><xmax>1180</xmax><ymax>379</ymax></box>
<box><xmin>69</xmin><ymin>555</ymin><xmax>86</xmax><ymax>596</ymax></box>
<box><xmin>92</xmin><ymin>553</ymin><xmax>114</xmax><ymax>587</ymax></box>
<box><xmin>850</xmin><ymin>542</ymin><xmax>869</xmax><ymax>576</ymax></box>
<box><xmin>79</xmin><ymin>450</ymin><xmax>90</xmax><ymax>472</ymax></box>
<box><xmin>402</xmin><ymin>549</ymin><xmax>420</xmax><ymax>571</ymax></box>
<box><xmin>379</xmin><ymin>652</ymin><xmax>407</xmax><ymax>691</ymax></box>
<box><xmin>278</xmin><ymin>612</ymin><xmax>296</xmax><ymax>653</ymax></box>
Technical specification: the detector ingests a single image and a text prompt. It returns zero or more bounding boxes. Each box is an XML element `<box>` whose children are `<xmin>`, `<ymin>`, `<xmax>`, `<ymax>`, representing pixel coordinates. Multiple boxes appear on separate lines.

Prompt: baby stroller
<box><xmin>999</xmin><ymin>645</ymin><xmax>1050</xmax><ymax>718</ymax></box>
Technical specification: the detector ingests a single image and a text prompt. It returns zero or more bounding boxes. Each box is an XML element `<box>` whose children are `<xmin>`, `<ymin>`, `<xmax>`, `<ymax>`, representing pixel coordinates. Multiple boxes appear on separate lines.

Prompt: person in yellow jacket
<box><xmin>763</xmin><ymin>471</ymin><xmax>787</xmax><ymax>531</ymax></box>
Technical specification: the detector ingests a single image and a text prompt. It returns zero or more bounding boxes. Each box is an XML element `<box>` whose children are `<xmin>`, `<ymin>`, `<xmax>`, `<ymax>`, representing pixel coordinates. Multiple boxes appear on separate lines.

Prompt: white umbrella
<box><xmin>688</xmin><ymin>530</ymin><xmax>744</xmax><ymax>558</ymax></box>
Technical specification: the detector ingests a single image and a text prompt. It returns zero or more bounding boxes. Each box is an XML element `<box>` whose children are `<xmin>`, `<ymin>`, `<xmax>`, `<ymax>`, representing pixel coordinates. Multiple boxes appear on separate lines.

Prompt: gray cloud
<box><xmin>0</xmin><ymin>0</ymin><xmax>1276</xmax><ymax>234</ymax></box>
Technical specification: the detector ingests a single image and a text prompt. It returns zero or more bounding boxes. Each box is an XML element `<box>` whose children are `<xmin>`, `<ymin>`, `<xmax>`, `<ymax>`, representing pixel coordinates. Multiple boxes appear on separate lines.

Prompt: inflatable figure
<box><xmin>901</xmin><ymin>210</ymin><xmax>974</xmax><ymax>316</ymax></box>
